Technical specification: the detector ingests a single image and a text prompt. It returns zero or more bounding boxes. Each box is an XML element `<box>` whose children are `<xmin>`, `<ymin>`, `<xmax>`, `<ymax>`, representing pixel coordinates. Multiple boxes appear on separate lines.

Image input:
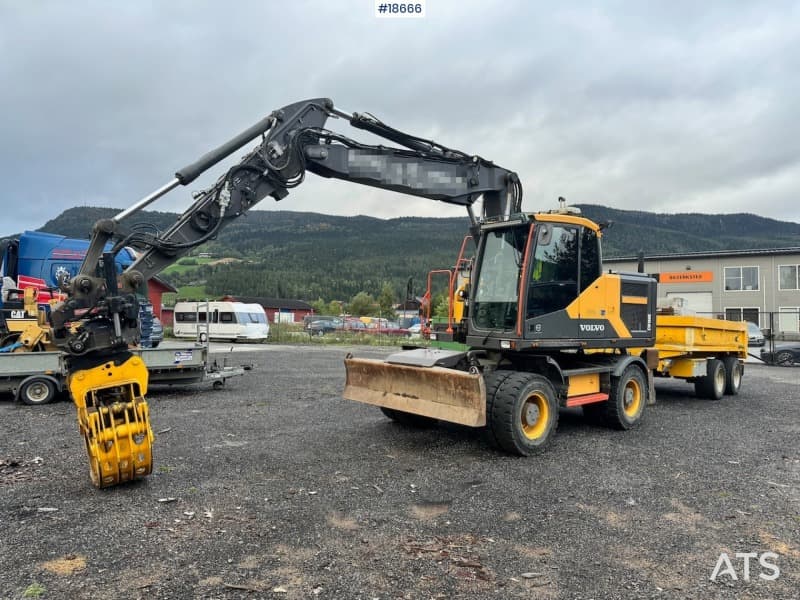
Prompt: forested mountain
<box><xmin>31</xmin><ymin>205</ymin><xmax>800</xmax><ymax>302</ymax></box>
<box><xmin>575</xmin><ymin>205</ymin><xmax>800</xmax><ymax>255</ymax></box>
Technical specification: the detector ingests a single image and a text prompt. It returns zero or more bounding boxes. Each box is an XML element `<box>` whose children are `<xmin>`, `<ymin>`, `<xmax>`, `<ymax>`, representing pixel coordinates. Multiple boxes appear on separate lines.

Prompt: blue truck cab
<box><xmin>1</xmin><ymin>230</ymin><xmax>155</xmax><ymax>345</ymax></box>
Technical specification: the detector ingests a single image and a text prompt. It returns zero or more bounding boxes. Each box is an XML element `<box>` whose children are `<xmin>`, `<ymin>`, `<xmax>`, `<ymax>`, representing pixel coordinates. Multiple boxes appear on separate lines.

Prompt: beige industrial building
<box><xmin>605</xmin><ymin>247</ymin><xmax>800</xmax><ymax>340</ymax></box>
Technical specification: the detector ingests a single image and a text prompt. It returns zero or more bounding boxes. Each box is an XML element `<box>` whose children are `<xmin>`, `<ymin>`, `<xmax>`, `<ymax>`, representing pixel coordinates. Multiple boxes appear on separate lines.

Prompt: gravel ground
<box><xmin>1</xmin><ymin>344</ymin><xmax>798</xmax><ymax>599</ymax></box>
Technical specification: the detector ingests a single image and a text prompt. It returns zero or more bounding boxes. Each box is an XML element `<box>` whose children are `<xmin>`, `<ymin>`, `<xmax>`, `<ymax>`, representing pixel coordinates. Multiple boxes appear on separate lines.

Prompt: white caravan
<box><xmin>173</xmin><ymin>301</ymin><xmax>270</xmax><ymax>342</ymax></box>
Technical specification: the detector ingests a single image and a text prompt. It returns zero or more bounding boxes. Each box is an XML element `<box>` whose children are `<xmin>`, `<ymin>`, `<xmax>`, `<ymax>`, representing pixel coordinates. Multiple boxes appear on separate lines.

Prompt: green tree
<box><xmin>433</xmin><ymin>292</ymin><xmax>450</xmax><ymax>318</ymax></box>
<box><xmin>377</xmin><ymin>282</ymin><xmax>397</xmax><ymax>320</ymax></box>
<box><xmin>326</xmin><ymin>300</ymin><xmax>343</xmax><ymax>316</ymax></box>
<box><xmin>348</xmin><ymin>291</ymin><xmax>376</xmax><ymax>316</ymax></box>
<box><xmin>310</xmin><ymin>297</ymin><xmax>328</xmax><ymax>315</ymax></box>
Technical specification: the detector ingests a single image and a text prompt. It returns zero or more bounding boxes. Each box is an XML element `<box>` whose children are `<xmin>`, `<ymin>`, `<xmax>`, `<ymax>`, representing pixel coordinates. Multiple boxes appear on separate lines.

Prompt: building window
<box><xmin>724</xmin><ymin>266</ymin><xmax>759</xmax><ymax>291</ymax></box>
<box><xmin>725</xmin><ymin>307</ymin><xmax>760</xmax><ymax>326</ymax></box>
<box><xmin>779</xmin><ymin>265</ymin><xmax>799</xmax><ymax>290</ymax></box>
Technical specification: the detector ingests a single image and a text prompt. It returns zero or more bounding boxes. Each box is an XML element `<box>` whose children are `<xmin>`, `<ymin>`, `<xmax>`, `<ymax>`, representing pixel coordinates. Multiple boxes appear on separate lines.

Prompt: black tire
<box><xmin>19</xmin><ymin>377</ymin><xmax>57</xmax><ymax>406</ymax></box>
<box><xmin>722</xmin><ymin>356</ymin><xmax>742</xmax><ymax>395</ymax></box>
<box><xmin>487</xmin><ymin>372</ymin><xmax>559</xmax><ymax>456</ymax></box>
<box><xmin>482</xmin><ymin>369</ymin><xmax>515</xmax><ymax>447</ymax></box>
<box><xmin>603</xmin><ymin>365</ymin><xmax>647</xmax><ymax>430</ymax></box>
<box><xmin>695</xmin><ymin>359</ymin><xmax>725</xmax><ymax>400</ymax></box>
<box><xmin>774</xmin><ymin>350</ymin><xmax>795</xmax><ymax>367</ymax></box>
<box><xmin>151</xmin><ymin>341</ymin><xmax>160</xmax><ymax>348</ymax></box>
<box><xmin>380</xmin><ymin>407</ymin><xmax>437</xmax><ymax>428</ymax></box>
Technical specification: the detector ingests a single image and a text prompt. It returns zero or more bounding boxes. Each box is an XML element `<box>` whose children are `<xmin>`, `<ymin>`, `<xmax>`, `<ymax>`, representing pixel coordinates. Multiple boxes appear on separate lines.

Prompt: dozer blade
<box><xmin>343</xmin><ymin>357</ymin><xmax>486</xmax><ymax>427</ymax></box>
<box><xmin>69</xmin><ymin>355</ymin><xmax>154</xmax><ymax>488</ymax></box>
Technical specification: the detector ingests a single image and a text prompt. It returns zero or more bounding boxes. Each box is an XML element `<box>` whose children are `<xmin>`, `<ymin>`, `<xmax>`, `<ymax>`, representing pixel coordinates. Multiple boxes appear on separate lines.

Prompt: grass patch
<box><xmin>161</xmin><ymin>257</ymin><xmax>215</xmax><ymax>276</ymax></box>
<box><xmin>267</xmin><ymin>323</ymin><xmax>429</xmax><ymax>347</ymax></box>
<box><xmin>23</xmin><ymin>583</ymin><xmax>46</xmax><ymax>598</ymax></box>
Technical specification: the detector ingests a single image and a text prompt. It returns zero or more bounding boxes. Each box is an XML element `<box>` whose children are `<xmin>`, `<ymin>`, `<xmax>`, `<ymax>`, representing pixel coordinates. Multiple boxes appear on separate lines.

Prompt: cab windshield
<box><xmin>472</xmin><ymin>226</ymin><xmax>528</xmax><ymax>330</ymax></box>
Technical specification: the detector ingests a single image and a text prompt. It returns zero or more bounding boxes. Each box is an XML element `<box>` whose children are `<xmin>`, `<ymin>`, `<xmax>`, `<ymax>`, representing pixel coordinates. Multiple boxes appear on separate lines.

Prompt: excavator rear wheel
<box><xmin>487</xmin><ymin>371</ymin><xmax>558</xmax><ymax>456</ymax></box>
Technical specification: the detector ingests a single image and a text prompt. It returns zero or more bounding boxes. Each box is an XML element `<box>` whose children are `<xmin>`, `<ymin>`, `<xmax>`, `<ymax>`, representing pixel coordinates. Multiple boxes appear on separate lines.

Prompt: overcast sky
<box><xmin>2</xmin><ymin>0</ymin><xmax>799</xmax><ymax>237</ymax></box>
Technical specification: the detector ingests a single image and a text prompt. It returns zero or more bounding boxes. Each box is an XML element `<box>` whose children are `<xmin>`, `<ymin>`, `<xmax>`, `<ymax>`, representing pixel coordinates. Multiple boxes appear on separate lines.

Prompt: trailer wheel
<box><xmin>695</xmin><ymin>359</ymin><xmax>725</xmax><ymax>400</ymax></box>
<box><xmin>380</xmin><ymin>407</ymin><xmax>437</xmax><ymax>428</ymax></box>
<box><xmin>722</xmin><ymin>357</ymin><xmax>742</xmax><ymax>395</ymax></box>
<box><xmin>604</xmin><ymin>365</ymin><xmax>647</xmax><ymax>430</ymax></box>
<box><xmin>488</xmin><ymin>372</ymin><xmax>559</xmax><ymax>455</ymax></box>
<box><xmin>19</xmin><ymin>377</ymin><xmax>58</xmax><ymax>406</ymax></box>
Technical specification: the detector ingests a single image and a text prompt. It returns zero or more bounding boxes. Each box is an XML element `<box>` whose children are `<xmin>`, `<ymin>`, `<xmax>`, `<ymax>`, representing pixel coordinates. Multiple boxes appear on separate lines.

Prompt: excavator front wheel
<box><xmin>604</xmin><ymin>365</ymin><xmax>647</xmax><ymax>429</ymax></box>
<box><xmin>487</xmin><ymin>372</ymin><xmax>559</xmax><ymax>456</ymax></box>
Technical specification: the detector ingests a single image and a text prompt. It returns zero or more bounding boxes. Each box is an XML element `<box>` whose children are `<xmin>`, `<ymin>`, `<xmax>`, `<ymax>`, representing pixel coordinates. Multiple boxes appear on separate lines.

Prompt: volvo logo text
<box><xmin>580</xmin><ymin>324</ymin><xmax>605</xmax><ymax>332</ymax></box>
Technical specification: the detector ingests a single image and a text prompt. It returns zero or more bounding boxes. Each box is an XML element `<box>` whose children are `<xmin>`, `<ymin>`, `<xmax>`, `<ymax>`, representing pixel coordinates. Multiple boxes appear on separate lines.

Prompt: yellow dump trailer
<box><xmin>647</xmin><ymin>314</ymin><xmax>748</xmax><ymax>399</ymax></box>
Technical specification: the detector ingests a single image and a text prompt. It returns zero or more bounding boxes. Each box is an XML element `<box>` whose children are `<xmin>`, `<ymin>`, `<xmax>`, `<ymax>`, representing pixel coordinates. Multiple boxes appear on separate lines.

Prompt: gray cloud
<box><xmin>1</xmin><ymin>0</ymin><xmax>799</xmax><ymax>237</ymax></box>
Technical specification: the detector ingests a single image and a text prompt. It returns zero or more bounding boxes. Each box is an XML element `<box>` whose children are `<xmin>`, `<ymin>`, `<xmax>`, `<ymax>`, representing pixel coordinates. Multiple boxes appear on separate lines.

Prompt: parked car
<box><xmin>150</xmin><ymin>317</ymin><xmax>164</xmax><ymax>348</ymax></box>
<box><xmin>305</xmin><ymin>318</ymin><xmax>341</xmax><ymax>336</ymax></box>
<box><xmin>346</xmin><ymin>321</ymin><xmax>369</xmax><ymax>332</ymax></box>
<box><xmin>760</xmin><ymin>342</ymin><xmax>800</xmax><ymax>366</ymax></box>
<box><xmin>366</xmin><ymin>321</ymin><xmax>410</xmax><ymax>337</ymax></box>
<box><xmin>407</xmin><ymin>323</ymin><xmax>422</xmax><ymax>337</ymax></box>
<box><xmin>746</xmin><ymin>321</ymin><xmax>764</xmax><ymax>347</ymax></box>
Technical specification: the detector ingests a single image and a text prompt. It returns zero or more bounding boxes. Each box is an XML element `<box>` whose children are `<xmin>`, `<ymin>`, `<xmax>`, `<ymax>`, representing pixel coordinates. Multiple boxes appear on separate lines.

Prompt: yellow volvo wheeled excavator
<box><xmin>49</xmin><ymin>98</ymin><xmax>659</xmax><ymax>487</ymax></box>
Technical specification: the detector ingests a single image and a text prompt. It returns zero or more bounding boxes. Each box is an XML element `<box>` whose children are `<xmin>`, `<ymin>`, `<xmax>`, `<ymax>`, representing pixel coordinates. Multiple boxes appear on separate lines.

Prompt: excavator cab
<box><xmin>464</xmin><ymin>212</ymin><xmax>656</xmax><ymax>350</ymax></box>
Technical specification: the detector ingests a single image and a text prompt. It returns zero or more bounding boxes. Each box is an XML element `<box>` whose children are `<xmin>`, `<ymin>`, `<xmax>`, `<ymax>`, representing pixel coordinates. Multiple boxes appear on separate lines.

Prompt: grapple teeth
<box><xmin>69</xmin><ymin>355</ymin><xmax>154</xmax><ymax>488</ymax></box>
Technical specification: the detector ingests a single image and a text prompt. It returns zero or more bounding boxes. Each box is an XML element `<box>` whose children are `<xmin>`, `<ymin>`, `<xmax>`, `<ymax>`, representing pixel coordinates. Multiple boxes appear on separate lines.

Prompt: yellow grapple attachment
<box><xmin>68</xmin><ymin>355</ymin><xmax>154</xmax><ymax>488</ymax></box>
<box><xmin>344</xmin><ymin>356</ymin><xmax>486</xmax><ymax>426</ymax></box>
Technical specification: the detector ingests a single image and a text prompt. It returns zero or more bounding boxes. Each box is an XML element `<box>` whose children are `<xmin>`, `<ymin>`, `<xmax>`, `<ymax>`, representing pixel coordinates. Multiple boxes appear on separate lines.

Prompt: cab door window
<box><xmin>527</xmin><ymin>224</ymin><xmax>579</xmax><ymax>317</ymax></box>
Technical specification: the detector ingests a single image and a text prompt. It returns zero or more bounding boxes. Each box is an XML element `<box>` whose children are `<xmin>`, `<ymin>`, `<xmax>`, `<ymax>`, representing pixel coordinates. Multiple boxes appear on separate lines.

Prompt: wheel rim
<box><xmin>622</xmin><ymin>378</ymin><xmax>642</xmax><ymax>418</ymax></box>
<box><xmin>521</xmin><ymin>392</ymin><xmax>549</xmax><ymax>440</ymax></box>
<box><xmin>714</xmin><ymin>366</ymin><xmax>725</xmax><ymax>390</ymax></box>
<box><xmin>731</xmin><ymin>364</ymin><xmax>741</xmax><ymax>388</ymax></box>
<box><xmin>776</xmin><ymin>351</ymin><xmax>793</xmax><ymax>366</ymax></box>
<box><xmin>26</xmin><ymin>382</ymin><xmax>50</xmax><ymax>403</ymax></box>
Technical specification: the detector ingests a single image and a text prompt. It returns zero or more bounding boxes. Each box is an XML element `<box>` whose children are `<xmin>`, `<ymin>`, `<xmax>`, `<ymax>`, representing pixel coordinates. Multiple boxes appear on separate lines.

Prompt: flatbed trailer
<box><xmin>1</xmin><ymin>344</ymin><xmax>248</xmax><ymax>405</ymax></box>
